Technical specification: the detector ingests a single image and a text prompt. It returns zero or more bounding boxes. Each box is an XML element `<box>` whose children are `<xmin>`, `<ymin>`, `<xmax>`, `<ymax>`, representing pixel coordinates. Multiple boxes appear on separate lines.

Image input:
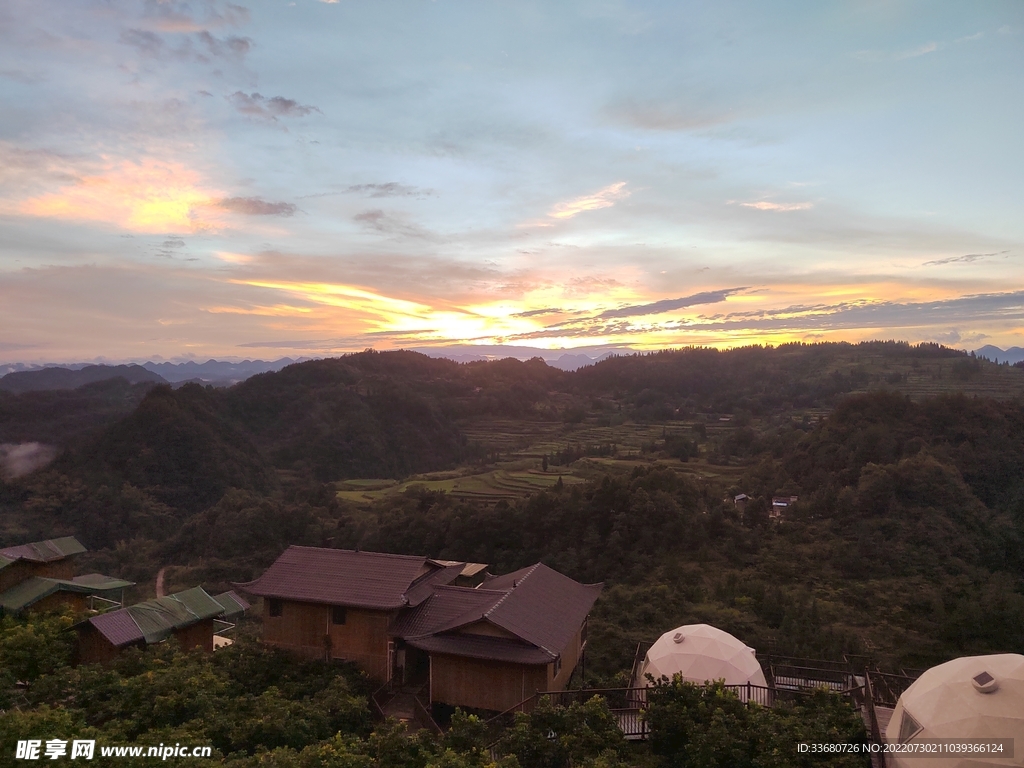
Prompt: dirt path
<box><xmin>155</xmin><ymin>567</ymin><xmax>166</xmax><ymax>598</ymax></box>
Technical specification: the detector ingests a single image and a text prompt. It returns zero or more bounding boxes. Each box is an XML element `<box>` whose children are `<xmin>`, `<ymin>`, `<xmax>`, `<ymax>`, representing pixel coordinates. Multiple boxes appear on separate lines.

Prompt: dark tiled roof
<box><xmin>397</xmin><ymin>563</ymin><xmax>603</xmax><ymax>665</ymax></box>
<box><xmin>390</xmin><ymin>585</ymin><xmax>508</xmax><ymax>639</ymax></box>
<box><xmin>404</xmin><ymin>563</ymin><xmax>467</xmax><ymax>607</ymax></box>
<box><xmin>407</xmin><ymin>633</ymin><xmax>555</xmax><ymax>665</ymax></box>
<box><xmin>0</xmin><ymin>537</ymin><xmax>86</xmax><ymax>567</ymax></box>
<box><xmin>482</xmin><ymin>563</ymin><xmax>602</xmax><ymax>657</ymax></box>
<box><xmin>236</xmin><ymin>547</ymin><xmax>461</xmax><ymax>610</ymax></box>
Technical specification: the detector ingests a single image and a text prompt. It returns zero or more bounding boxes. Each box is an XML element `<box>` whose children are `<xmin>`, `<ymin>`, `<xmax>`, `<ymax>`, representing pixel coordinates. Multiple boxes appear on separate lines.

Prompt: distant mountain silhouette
<box><xmin>0</xmin><ymin>364</ymin><xmax>167</xmax><ymax>394</ymax></box>
<box><xmin>141</xmin><ymin>358</ymin><xmax>300</xmax><ymax>384</ymax></box>
<box><xmin>974</xmin><ymin>345</ymin><xmax>1024</xmax><ymax>365</ymax></box>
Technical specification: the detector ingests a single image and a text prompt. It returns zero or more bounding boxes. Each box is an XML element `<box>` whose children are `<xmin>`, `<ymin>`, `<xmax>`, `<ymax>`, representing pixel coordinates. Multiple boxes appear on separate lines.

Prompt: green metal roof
<box><xmin>212</xmin><ymin>590</ymin><xmax>249</xmax><ymax>620</ymax></box>
<box><xmin>80</xmin><ymin>586</ymin><xmax>246</xmax><ymax>647</ymax></box>
<box><xmin>127</xmin><ymin>587</ymin><xmax>225</xmax><ymax>644</ymax></box>
<box><xmin>0</xmin><ymin>574</ymin><xmax>133</xmax><ymax>613</ymax></box>
<box><xmin>0</xmin><ymin>536</ymin><xmax>87</xmax><ymax>570</ymax></box>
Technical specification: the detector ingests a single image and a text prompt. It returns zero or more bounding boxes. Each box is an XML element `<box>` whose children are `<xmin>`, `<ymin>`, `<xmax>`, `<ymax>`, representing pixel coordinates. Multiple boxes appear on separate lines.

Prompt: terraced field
<box><xmin>336</xmin><ymin>467</ymin><xmax>587</xmax><ymax>504</ymax></box>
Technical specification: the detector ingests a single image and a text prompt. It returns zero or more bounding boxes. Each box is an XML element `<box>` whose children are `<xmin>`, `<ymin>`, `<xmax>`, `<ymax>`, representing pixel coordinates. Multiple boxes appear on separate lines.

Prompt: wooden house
<box><xmin>73</xmin><ymin>587</ymin><xmax>247</xmax><ymax>665</ymax></box>
<box><xmin>240</xmin><ymin>547</ymin><xmax>602</xmax><ymax>713</ymax></box>
<box><xmin>237</xmin><ymin>548</ymin><xmax>469</xmax><ymax>680</ymax></box>
<box><xmin>391</xmin><ymin>563</ymin><xmax>602</xmax><ymax>712</ymax></box>
<box><xmin>0</xmin><ymin>537</ymin><xmax>132</xmax><ymax>615</ymax></box>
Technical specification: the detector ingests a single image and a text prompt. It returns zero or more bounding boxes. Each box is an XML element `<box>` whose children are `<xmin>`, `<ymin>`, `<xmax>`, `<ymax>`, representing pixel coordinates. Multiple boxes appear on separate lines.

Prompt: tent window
<box><xmin>332</xmin><ymin>606</ymin><xmax>347</xmax><ymax>625</ymax></box>
<box><xmin>898</xmin><ymin>710</ymin><xmax>922</xmax><ymax>743</ymax></box>
<box><xmin>268</xmin><ymin>599</ymin><xmax>283</xmax><ymax>618</ymax></box>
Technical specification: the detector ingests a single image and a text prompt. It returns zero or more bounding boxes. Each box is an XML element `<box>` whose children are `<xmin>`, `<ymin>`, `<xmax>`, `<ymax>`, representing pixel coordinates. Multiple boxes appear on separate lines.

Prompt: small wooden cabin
<box><xmin>0</xmin><ymin>537</ymin><xmax>132</xmax><ymax>615</ymax></box>
<box><xmin>73</xmin><ymin>587</ymin><xmax>247</xmax><ymax>665</ymax></box>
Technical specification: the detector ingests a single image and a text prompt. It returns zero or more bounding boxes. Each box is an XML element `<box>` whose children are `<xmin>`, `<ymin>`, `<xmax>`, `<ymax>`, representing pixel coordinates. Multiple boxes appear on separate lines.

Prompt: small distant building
<box><xmin>733</xmin><ymin>494</ymin><xmax>749</xmax><ymax>512</ymax></box>
<box><xmin>0</xmin><ymin>537</ymin><xmax>133</xmax><ymax>616</ymax></box>
<box><xmin>73</xmin><ymin>587</ymin><xmax>247</xmax><ymax>665</ymax></box>
<box><xmin>770</xmin><ymin>496</ymin><xmax>798</xmax><ymax>520</ymax></box>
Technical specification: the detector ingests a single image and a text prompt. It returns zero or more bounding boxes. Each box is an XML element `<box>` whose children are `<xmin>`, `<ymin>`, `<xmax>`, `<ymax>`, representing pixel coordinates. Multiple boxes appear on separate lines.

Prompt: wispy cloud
<box><xmin>227</xmin><ymin>92</ymin><xmax>321</xmax><ymax>121</ymax></box>
<box><xmin>856</xmin><ymin>42</ymin><xmax>940</xmax><ymax>62</ymax></box>
<box><xmin>596</xmin><ymin>288</ymin><xmax>745</xmax><ymax>320</ymax></box>
<box><xmin>548</xmin><ymin>182</ymin><xmax>630</xmax><ymax>220</ymax></box>
<box><xmin>353</xmin><ymin>209</ymin><xmax>432</xmax><ymax>239</ymax></box>
<box><xmin>923</xmin><ymin>251</ymin><xmax>1008</xmax><ymax>266</ymax></box>
<box><xmin>138</xmin><ymin>0</ymin><xmax>250</xmax><ymax>33</ymax></box>
<box><xmin>120</xmin><ymin>28</ymin><xmax>251</xmax><ymax>61</ymax></box>
<box><xmin>345</xmin><ymin>182</ymin><xmax>427</xmax><ymax>198</ymax></box>
<box><xmin>215</xmin><ymin>196</ymin><xmax>297</xmax><ymax>216</ymax></box>
<box><xmin>740</xmin><ymin>201</ymin><xmax>813</xmax><ymax>212</ymax></box>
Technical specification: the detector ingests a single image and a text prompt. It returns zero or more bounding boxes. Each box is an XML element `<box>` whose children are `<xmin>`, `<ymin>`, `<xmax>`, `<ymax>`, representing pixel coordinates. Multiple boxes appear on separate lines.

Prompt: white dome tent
<box><xmin>885</xmin><ymin>654</ymin><xmax>1024</xmax><ymax>768</ymax></box>
<box><xmin>635</xmin><ymin>623</ymin><xmax>767</xmax><ymax>696</ymax></box>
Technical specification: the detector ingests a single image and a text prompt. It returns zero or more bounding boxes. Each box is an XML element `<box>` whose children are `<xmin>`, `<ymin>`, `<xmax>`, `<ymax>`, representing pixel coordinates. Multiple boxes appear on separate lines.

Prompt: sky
<box><xmin>1</xmin><ymin>1</ymin><xmax>1023</xmax><ymax>363</ymax></box>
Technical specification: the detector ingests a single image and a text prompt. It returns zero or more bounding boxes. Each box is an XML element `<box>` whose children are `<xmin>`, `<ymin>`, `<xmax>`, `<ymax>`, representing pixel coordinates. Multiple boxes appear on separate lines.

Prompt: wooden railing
<box><xmin>414</xmin><ymin>694</ymin><xmax>443</xmax><ymax>735</ymax></box>
<box><xmin>866</xmin><ymin>670</ymin><xmax>916</xmax><ymax>708</ymax></box>
<box><xmin>863</xmin><ymin>673</ymin><xmax>887</xmax><ymax>768</ymax></box>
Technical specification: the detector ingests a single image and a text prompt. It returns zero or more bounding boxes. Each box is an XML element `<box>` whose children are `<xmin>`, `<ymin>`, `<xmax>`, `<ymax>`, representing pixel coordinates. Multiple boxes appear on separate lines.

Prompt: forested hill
<box><xmin>2</xmin><ymin>342</ymin><xmax>1024</xmax><ymax>672</ymax></box>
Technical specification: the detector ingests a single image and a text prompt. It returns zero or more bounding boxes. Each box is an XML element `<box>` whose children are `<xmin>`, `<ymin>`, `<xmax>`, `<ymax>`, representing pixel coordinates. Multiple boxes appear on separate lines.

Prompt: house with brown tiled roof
<box><xmin>238</xmin><ymin>548</ymin><xmax>602</xmax><ymax>713</ymax></box>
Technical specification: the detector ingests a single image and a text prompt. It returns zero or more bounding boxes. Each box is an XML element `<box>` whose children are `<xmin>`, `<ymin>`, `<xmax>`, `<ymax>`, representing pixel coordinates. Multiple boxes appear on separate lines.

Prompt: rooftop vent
<box><xmin>673</xmin><ymin>632</ymin><xmax>685</xmax><ymax>644</ymax></box>
<box><xmin>973</xmin><ymin>671</ymin><xmax>999</xmax><ymax>693</ymax></box>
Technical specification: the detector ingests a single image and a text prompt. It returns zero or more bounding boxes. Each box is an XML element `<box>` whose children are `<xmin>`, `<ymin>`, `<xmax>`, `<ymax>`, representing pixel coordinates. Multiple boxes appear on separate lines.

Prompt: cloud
<box><xmin>215</xmin><ymin>196</ymin><xmax>297</xmax><ymax>216</ymax></box>
<box><xmin>353</xmin><ymin>209</ymin><xmax>431</xmax><ymax>239</ymax></box>
<box><xmin>856</xmin><ymin>42</ymin><xmax>940</xmax><ymax>62</ymax></box>
<box><xmin>923</xmin><ymin>251</ymin><xmax>1008</xmax><ymax>266</ymax></box>
<box><xmin>345</xmin><ymin>182</ymin><xmax>427</xmax><ymax>198</ymax></box>
<box><xmin>740</xmin><ymin>201</ymin><xmax>813</xmax><ymax>212</ymax></box>
<box><xmin>548</xmin><ymin>182</ymin><xmax>630</xmax><ymax>220</ymax></box>
<box><xmin>16</xmin><ymin>158</ymin><xmax>222</xmax><ymax>233</ymax></box>
<box><xmin>227</xmin><ymin>92</ymin><xmax>321</xmax><ymax>121</ymax></box>
<box><xmin>0</xmin><ymin>443</ymin><xmax>58</xmax><ymax>480</ymax></box>
<box><xmin>0</xmin><ymin>69</ymin><xmax>45</xmax><ymax>85</ymax></box>
<box><xmin>606</xmin><ymin>100</ymin><xmax>735</xmax><ymax>132</ymax></box>
<box><xmin>120</xmin><ymin>27</ymin><xmax>251</xmax><ymax>62</ymax></box>
<box><xmin>596</xmin><ymin>288</ymin><xmax>746</xmax><ymax>320</ymax></box>
<box><xmin>215</xmin><ymin>251</ymin><xmax>254</xmax><ymax>264</ymax></box>
<box><xmin>513</xmin><ymin>307</ymin><xmax>564</xmax><ymax>318</ymax></box>
<box><xmin>139</xmin><ymin>0</ymin><xmax>250</xmax><ymax>33</ymax></box>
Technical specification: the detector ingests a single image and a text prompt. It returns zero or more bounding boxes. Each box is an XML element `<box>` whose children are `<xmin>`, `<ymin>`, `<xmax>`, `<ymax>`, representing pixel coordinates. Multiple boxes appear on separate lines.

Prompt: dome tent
<box><xmin>886</xmin><ymin>653</ymin><xmax>1024</xmax><ymax>768</ymax></box>
<box><xmin>636</xmin><ymin>623</ymin><xmax>767</xmax><ymax>688</ymax></box>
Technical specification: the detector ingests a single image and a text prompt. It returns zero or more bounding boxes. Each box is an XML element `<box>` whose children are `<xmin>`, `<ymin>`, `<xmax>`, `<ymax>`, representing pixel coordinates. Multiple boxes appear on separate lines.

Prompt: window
<box><xmin>554</xmin><ymin>656</ymin><xmax>562</xmax><ymax>676</ymax></box>
<box><xmin>898</xmin><ymin>710</ymin><xmax>922</xmax><ymax>744</ymax></box>
<box><xmin>268</xmin><ymin>599</ymin><xmax>283</xmax><ymax>618</ymax></box>
<box><xmin>332</xmin><ymin>606</ymin><xmax>347</xmax><ymax>625</ymax></box>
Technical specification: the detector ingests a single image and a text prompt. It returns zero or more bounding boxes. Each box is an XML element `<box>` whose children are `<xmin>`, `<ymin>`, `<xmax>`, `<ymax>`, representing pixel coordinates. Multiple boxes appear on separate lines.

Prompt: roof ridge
<box><xmin>483</xmin><ymin>563</ymin><xmax>540</xmax><ymax>619</ymax></box>
<box><xmin>286</xmin><ymin>545</ymin><xmax>427</xmax><ymax>562</ymax></box>
<box><xmin>433</xmin><ymin>584</ymin><xmax>508</xmax><ymax>595</ymax></box>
